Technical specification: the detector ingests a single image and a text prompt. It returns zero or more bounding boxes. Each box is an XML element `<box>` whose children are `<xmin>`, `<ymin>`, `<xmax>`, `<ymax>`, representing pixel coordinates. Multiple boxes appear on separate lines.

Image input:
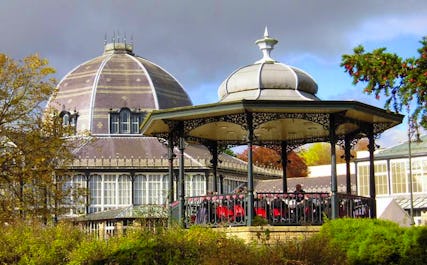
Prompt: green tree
<box><xmin>299</xmin><ymin>139</ymin><xmax>368</xmax><ymax>166</ymax></box>
<box><xmin>222</xmin><ymin>147</ymin><xmax>236</xmax><ymax>157</ymax></box>
<box><xmin>299</xmin><ymin>143</ymin><xmax>332</xmax><ymax>166</ymax></box>
<box><xmin>341</xmin><ymin>37</ymin><xmax>427</xmax><ymax>128</ymax></box>
<box><xmin>0</xmin><ymin>53</ymin><xmax>79</xmax><ymax>223</ymax></box>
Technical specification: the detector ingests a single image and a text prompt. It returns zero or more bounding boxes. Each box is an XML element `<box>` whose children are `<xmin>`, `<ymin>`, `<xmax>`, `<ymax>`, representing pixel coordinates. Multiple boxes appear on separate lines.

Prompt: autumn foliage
<box><xmin>0</xmin><ymin>53</ymin><xmax>80</xmax><ymax>223</ymax></box>
<box><xmin>237</xmin><ymin>146</ymin><xmax>308</xmax><ymax>177</ymax></box>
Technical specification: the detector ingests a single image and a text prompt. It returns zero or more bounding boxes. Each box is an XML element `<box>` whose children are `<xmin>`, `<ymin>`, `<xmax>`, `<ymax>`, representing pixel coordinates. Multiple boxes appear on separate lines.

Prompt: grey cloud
<box><xmin>1</xmin><ymin>0</ymin><xmax>427</xmax><ymax>104</ymax></box>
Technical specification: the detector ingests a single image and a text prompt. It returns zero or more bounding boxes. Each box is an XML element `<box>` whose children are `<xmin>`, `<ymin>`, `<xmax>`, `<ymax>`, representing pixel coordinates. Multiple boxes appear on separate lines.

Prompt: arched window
<box><xmin>59</xmin><ymin>110</ymin><xmax>78</xmax><ymax>134</ymax></box>
<box><xmin>133</xmin><ymin>174</ymin><xmax>168</xmax><ymax>205</ymax></box>
<box><xmin>120</xmin><ymin>109</ymin><xmax>130</xmax><ymax>133</ymax></box>
<box><xmin>147</xmin><ymin>174</ymin><xmax>168</xmax><ymax>204</ymax></box>
<box><xmin>133</xmin><ymin>174</ymin><xmax>146</xmax><ymax>205</ymax></box>
<box><xmin>110</xmin><ymin>108</ymin><xmax>146</xmax><ymax>134</ymax></box>
<box><xmin>131</xmin><ymin>114</ymin><xmax>140</xmax><ymax>133</ymax></box>
<box><xmin>185</xmin><ymin>174</ymin><xmax>206</xmax><ymax>197</ymax></box>
<box><xmin>73</xmin><ymin>175</ymin><xmax>87</xmax><ymax>214</ymax></box>
<box><xmin>89</xmin><ymin>175</ymin><xmax>102</xmax><ymax>213</ymax></box>
<box><xmin>61</xmin><ymin>175</ymin><xmax>73</xmax><ymax>205</ymax></box>
<box><xmin>62</xmin><ymin>113</ymin><xmax>70</xmax><ymax>126</ymax></box>
<box><xmin>118</xmin><ymin>175</ymin><xmax>131</xmax><ymax>205</ymax></box>
<box><xmin>103</xmin><ymin>174</ymin><xmax>116</xmax><ymax>206</ymax></box>
<box><xmin>110</xmin><ymin>113</ymin><xmax>119</xmax><ymax>134</ymax></box>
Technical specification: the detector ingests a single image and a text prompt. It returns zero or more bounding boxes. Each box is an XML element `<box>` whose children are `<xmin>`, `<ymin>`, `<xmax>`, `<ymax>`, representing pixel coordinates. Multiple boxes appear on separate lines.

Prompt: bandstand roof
<box><xmin>140</xmin><ymin>99</ymin><xmax>403</xmax><ymax>145</ymax></box>
<box><xmin>141</xmin><ymin>29</ymin><xmax>403</xmax><ymax>145</ymax></box>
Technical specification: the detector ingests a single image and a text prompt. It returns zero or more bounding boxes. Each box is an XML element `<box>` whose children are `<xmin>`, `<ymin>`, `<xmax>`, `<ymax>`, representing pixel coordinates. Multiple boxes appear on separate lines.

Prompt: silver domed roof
<box><xmin>47</xmin><ymin>42</ymin><xmax>192</xmax><ymax>134</ymax></box>
<box><xmin>218</xmin><ymin>28</ymin><xmax>319</xmax><ymax>102</ymax></box>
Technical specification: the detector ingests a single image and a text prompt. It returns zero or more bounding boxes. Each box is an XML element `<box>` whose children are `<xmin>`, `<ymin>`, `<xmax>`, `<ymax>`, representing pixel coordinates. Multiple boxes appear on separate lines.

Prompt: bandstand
<box><xmin>141</xmin><ymin>29</ymin><xmax>403</xmax><ymax>227</ymax></box>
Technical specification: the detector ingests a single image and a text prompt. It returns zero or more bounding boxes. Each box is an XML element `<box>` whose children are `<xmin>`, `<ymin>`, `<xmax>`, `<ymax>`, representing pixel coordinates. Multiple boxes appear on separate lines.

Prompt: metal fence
<box><xmin>185</xmin><ymin>192</ymin><xmax>374</xmax><ymax>227</ymax></box>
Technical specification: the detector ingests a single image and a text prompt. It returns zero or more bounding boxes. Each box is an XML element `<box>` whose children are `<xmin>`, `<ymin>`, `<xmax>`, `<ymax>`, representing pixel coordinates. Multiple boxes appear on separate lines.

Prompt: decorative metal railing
<box><xmin>336</xmin><ymin>193</ymin><xmax>372</xmax><ymax>218</ymax></box>
<box><xmin>184</xmin><ymin>192</ymin><xmax>374</xmax><ymax>227</ymax></box>
<box><xmin>186</xmin><ymin>193</ymin><xmax>248</xmax><ymax>227</ymax></box>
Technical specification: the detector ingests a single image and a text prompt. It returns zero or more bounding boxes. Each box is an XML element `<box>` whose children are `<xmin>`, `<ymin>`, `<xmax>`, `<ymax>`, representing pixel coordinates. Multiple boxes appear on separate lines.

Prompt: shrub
<box><xmin>104</xmin><ymin>225</ymin><xmax>256</xmax><ymax>265</ymax></box>
<box><xmin>260</xmin><ymin>233</ymin><xmax>347</xmax><ymax>265</ymax></box>
<box><xmin>0</xmin><ymin>221</ymin><xmax>85</xmax><ymax>265</ymax></box>
<box><xmin>318</xmin><ymin>218</ymin><xmax>413</xmax><ymax>265</ymax></box>
<box><xmin>1</xmin><ymin>218</ymin><xmax>427</xmax><ymax>264</ymax></box>
<box><xmin>399</xmin><ymin>226</ymin><xmax>427</xmax><ymax>265</ymax></box>
<box><xmin>66</xmin><ymin>235</ymin><xmax>111</xmax><ymax>265</ymax></box>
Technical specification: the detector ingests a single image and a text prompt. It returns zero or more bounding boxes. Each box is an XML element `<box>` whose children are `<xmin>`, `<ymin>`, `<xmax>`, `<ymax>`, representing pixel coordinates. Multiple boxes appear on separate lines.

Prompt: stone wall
<box><xmin>216</xmin><ymin>225</ymin><xmax>321</xmax><ymax>244</ymax></box>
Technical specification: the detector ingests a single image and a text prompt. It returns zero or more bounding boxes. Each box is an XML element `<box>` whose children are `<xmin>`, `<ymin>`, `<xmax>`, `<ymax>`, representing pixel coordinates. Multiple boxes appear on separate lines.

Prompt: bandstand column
<box><xmin>178</xmin><ymin>126</ymin><xmax>186</xmax><ymax>227</ymax></box>
<box><xmin>329</xmin><ymin>114</ymin><xmax>338</xmax><ymax>219</ymax></box>
<box><xmin>167</xmin><ymin>135</ymin><xmax>175</xmax><ymax>226</ymax></box>
<box><xmin>368</xmin><ymin>126</ymin><xmax>377</xmax><ymax>218</ymax></box>
<box><xmin>246</xmin><ymin>113</ymin><xmax>254</xmax><ymax>226</ymax></box>
<box><xmin>209</xmin><ymin>142</ymin><xmax>219</xmax><ymax>193</ymax></box>
<box><xmin>344</xmin><ymin>135</ymin><xmax>352</xmax><ymax>194</ymax></box>
<box><xmin>281</xmin><ymin>141</ymin><xmax>288</xmax><ymax>193</ymax></box>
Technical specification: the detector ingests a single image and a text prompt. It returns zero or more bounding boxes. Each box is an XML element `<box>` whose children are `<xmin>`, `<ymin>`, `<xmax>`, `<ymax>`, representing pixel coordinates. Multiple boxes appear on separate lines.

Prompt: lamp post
<box><xmin>407</xmin><ymin>109</ymin><xmax>422</xmax><ymax>226</ymax></box>
<box><xmin>407</xmin><ymin>118</ymin><xmax>415</xmax><ymax>226</ymax></box>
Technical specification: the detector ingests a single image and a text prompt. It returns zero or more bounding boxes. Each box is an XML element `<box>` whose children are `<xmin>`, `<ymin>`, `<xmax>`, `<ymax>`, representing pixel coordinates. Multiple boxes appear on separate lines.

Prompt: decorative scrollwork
<box><xmin>261</xmin><ymin>143</ymin><xmax>301</xmax><ymax>153</ymax></box>
<box><xmin>186</xmin><ymin>136</ymin><xmax>244</xmax><ymax>146</ymax></box>
<box><xmin>262</xmin><ymin>144</ymin><xmax>281</xmax><ymax>153</ymax></box>
<box><xmin>286</xmin><ymin>144</ymin><xmax>301</xmax><ymax>153</ymax></box>
<box><xmin>252</xmin><ymin>112</ymin><xmax>330</xmax><ymax>130</ymax></box>
<box><xmin>351</xmin><ymin>137</ymin><xmax>360</xmax><ymax>147</ymax></box>
<box><xmin>334</xmin><ymin>114</ymin><xmax>362</xmax><ymax>131</ymax></box>
<box><xmin>183</xmin><ymin>113</ymin><xmax>247</xmax><ymax>134</ymax></box>
<box><xmin>336</xmin><ymin>139</ymin><xmax>345</xmax><ymax>150</ymax></box>
<box><xmin>162</xmin><ymin>120</ymin><xmax>182</xmax><ymax>146</ymax></box>
<box><xmin>373</xmin><ymin>122</ymin><xmax>393</xmax><ymax>135</ymax></box>
<box><xmin>287</xmin><ymin>136</ymin><xmax>329</xmax><ymax>146</ymax></box>
<box><xmin>204</xmin><ymin>141</ymin><xmax>218</xmax><ymax>156</ymax></box>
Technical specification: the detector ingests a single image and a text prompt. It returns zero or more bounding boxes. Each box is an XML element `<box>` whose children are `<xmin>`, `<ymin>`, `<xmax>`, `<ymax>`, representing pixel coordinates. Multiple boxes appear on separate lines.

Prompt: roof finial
<box><xmin>103</xmin><ymin>31</ymin><xmax>134</xmax><ymax>55</ymax></box>
<box><xmin>255</xmin><ymin>26</ymin><xmax>278</xmax><ymax>64</ymax></box>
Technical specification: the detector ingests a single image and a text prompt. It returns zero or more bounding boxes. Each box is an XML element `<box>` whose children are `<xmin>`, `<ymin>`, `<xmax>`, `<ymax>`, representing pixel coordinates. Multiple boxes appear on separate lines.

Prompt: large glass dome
<box><xmin>47</xmin><ymin>42</ymin><xmax>192</xmax><ymax>135</ymax></box>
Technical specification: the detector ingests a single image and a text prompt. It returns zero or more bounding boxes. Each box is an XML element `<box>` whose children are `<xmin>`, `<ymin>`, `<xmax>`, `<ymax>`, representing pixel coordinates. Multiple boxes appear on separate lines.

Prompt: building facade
<box><xmin>356</xmin><ymin>135</ymin><xmax>427</xmax><ymax>225</ymax></box>
<box><xmin>48</xmin><ymin>31</ymin><xmax>404</xmax><ymax>228</ymax></box>
<box><xmin>47</xmin><ymin>41</ymin><xmax>279</xmax><ymax>218</ymax></box>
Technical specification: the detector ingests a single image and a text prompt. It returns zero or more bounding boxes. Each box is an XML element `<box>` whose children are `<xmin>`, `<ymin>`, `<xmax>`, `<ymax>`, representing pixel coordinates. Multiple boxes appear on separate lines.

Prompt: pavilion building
<box><xmin>46</xmin><ymin>40</ymin><xmax>280</xmax><ymax>219</ymax></box>
<box><xmin>47</xmin><ymin>29</ymin><xmax>404</xmax><ymax>230</ymax></box>
<box><xmin>355</xmin><ymin>135</ymin><xmax>427</xmax><ymax>225</ymax></box>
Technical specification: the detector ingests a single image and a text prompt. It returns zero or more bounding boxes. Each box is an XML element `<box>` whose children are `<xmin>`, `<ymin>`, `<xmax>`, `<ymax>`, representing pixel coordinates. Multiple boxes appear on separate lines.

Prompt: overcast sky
<box><xmin>1</xmin><ymin>0</ymin><xmax>427</xmax><ymax>147</ymax></box>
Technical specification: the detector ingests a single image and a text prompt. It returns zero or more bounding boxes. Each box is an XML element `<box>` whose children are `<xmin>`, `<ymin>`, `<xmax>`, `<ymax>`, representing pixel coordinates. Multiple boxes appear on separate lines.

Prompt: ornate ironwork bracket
<box><xmin>183</xmin><ymin>113</ymin><xmax>247</xmax><ymax>134</ymax></box>
<box><xmin>162</xmin><ymin>120</ymin><xmax>182</xmax><ymax>146</ymax></box>
<box><xmin>252</xmin><ymin>112</ymin><xmax>330</xmax><ymax>130</ymax></box>
<box><xmin>263</xmin><ymin>143</ymin><xmax>301</xmax><ymax>153</ymax></box>
<box><xmin>373</xmin><ymin>122</ymin><xmax>393</xmax><ymax>135</ymax></box>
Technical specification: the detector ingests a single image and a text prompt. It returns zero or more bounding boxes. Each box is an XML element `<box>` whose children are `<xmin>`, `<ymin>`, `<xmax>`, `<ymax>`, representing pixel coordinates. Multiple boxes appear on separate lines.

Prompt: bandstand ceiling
<box><xmin>140</xmin><ymin>99</ymin><xmax>403</xmax><ymax>145</ymax></box>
